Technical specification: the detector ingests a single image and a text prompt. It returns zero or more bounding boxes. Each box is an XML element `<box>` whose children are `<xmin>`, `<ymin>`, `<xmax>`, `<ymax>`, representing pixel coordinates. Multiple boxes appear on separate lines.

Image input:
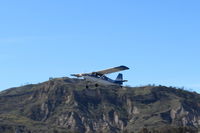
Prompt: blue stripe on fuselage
<box><xmin>83</xmin><ymin>74</ymin><xmax>122</xmax><ymax>86</ymax></box>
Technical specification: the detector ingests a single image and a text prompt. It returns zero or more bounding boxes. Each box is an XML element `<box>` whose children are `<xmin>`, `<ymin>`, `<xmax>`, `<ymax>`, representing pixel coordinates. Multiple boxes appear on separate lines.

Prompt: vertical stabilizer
<box><xmin>115</xmin><ymin>73</ymin><xmax>123</xmax><ymax>81</ymax></box>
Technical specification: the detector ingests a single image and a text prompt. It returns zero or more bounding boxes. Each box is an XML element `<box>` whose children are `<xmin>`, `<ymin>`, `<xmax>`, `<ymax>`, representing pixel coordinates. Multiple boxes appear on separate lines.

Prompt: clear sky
<box><xmin>0</xmin><ymin>0</ymin><xmax>200</xmax><ymax>92</ymax></box>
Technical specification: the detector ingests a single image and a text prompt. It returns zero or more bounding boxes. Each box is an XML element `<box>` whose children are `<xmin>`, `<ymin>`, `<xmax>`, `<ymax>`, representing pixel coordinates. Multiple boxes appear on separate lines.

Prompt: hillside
<box><xmin>0</xmin><ymin>77</ymin><xmax>200</xmax><ymax>133</ymax></box>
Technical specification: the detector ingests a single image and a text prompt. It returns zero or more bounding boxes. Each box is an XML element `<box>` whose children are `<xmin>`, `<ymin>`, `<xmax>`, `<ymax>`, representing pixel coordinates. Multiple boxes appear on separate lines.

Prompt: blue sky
<box><xmin>0</xmin><ymin>0</ymin><xmax>200</xmax><ymax>92</ymax></box>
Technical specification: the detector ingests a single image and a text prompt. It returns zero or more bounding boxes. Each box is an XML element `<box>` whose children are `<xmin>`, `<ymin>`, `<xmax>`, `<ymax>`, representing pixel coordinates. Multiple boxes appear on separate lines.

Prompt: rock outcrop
<box><xmin>0</xmin><ymin>77</ymin><xmax>200</xmax><ymax>133</ymax></box>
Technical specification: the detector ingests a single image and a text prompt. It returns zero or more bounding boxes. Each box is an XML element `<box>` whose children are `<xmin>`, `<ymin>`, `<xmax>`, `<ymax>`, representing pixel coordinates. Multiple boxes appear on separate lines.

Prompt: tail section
<box><xmin>115</xmin><ymin>73</ymin><xmax>128</xmax><ymax>85</ymax></box>
<box><xmin>116</xmin><ymin>73</ymin><xmax>123</xmax><ymax>81</ymax></box>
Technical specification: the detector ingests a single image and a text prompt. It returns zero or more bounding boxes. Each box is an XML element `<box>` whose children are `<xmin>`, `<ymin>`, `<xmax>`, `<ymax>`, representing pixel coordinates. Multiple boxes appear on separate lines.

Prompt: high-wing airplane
<box><xmin>71</xmin><ymin>65</ymin><xmax>129</xmax><ymax>88</ymax></box>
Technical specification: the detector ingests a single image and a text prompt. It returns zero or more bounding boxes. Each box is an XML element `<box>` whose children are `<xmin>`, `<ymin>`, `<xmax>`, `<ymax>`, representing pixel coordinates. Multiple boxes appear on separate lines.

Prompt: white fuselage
<box><xmin>83</xmin><ymin>75</ymin><xmax>120</xmax><ymax>86</ymax></box>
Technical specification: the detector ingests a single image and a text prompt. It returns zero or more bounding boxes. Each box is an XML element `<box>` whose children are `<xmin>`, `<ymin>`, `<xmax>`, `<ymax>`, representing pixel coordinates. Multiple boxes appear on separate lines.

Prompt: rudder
<box><xmin>116</xmin><ymin>73</ymin><xmax>123</xmax><ymax>81</ymax></box>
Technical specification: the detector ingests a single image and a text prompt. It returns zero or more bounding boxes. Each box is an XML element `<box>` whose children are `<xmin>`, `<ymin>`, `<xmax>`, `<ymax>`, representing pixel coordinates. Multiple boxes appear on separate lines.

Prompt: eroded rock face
<box><xmin>36</xmin><ymin>86</ymin><xmax>200</xmax><ymax>132</ymax></box>
<box><xmin>0</xmin><ymin>78</ymin><xmax>200</xmax><ymax>133</ymax></box>
<box><xmin>169</xmin><ymin>105</ymin><xmax>200</xmax><ymax>128</ymax></box>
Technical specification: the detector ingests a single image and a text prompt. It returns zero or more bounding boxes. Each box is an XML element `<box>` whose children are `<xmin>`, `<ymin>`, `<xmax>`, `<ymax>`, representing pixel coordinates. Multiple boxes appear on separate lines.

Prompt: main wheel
<box><xmin>95</xmin><ymin>84</ymin><xmax>98</xmax><ymax>87</ymax></box>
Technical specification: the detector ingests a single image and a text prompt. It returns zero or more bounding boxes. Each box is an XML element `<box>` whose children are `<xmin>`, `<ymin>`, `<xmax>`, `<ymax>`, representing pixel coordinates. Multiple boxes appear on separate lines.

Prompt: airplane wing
<box><xmin>71</xmin><ymin>73</ymin><xmax>90</xmax><ymax>77</ymax></box>
<box><xmin>95</xmin><ymin>65</ymin><xmax>129</xmax><ymax>75</ymax></box>
<box><xmin>71</xmin><ymin>66</ymin><xmax>129</xmax><ymax>77</ymax></box>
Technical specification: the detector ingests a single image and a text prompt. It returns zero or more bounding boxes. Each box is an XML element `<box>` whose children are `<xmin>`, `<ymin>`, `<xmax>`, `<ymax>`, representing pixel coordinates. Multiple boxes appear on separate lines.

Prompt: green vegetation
<box><xmin>0</xmin><ymin>77</ymin><xmax>200</xmax><ymax>133</ymax></box>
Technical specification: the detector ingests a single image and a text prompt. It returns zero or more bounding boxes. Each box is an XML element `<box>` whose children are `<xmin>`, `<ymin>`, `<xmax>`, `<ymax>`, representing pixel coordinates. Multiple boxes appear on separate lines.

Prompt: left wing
<box><xmin>71</xmin><ymin>73</ymin><xmax>90</xmax><ymax>77</ymax></box>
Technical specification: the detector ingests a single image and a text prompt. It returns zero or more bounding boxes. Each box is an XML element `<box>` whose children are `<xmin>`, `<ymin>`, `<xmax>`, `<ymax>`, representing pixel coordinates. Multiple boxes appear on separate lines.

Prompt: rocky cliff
<box><xmin>0</xmin><ymin>77</ymin><xmax>200</xmax><ymax>133</ymax></box>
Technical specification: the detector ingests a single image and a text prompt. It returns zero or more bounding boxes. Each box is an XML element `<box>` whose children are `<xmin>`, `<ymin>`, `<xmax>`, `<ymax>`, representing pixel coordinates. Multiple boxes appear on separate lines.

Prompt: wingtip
<box><xmin>71</xmin><ymin>74</ymin><xmax>83</xmax><ymax>77</ymax></box>
<box><xmin>70</xmin><ymin>74</ymin><xmax>76</xmax><ymax>77</ymax></box>
<box><xmin>120</xmin><ymin>65</ymin><xmax>130</xmax><ymax>70</ymax></box>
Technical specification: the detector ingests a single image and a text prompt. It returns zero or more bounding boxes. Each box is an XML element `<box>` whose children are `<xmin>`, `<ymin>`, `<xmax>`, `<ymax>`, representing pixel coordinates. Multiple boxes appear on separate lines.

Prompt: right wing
<box><xmin>95</xmin><ymin>65</ymin><xmax>129</xmax><ymax>75</ymax></box>
<box><xmin>71</xmin><ymin>65</ymin><xmax>129</xmax><ymax>77</ymax></box>
<box><xmin>71</xmin><ymin>73</ymin><xmax>90</xmax><ymax>77</ymax></box>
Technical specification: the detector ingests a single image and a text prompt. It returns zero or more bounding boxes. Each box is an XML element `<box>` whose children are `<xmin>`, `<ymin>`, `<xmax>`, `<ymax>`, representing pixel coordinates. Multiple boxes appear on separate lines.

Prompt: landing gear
<box><xmin>85</xmin><ymin>84</ymin><xmax>98</xmax><ymax>88</ymax></box>
<box><xmin>85</xmin><ymin>81</ymin><xmax>98</xmax><ymax>89</ymax></box>
<box><xmin>95</xmin><ymin>84</ymin><xmax>99</xmax><ymax>87</ymax></box>
<box><xmin>86</xmin><ymin>81</ymin><xmax>89</xmax><ymax>89</ymax></box>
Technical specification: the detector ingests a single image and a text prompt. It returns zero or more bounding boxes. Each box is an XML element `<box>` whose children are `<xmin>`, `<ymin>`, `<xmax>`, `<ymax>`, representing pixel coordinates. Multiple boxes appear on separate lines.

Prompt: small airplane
<box><xmin>71</xmin><ymin>65</ymin><xmax>129</xmax><ymax>88</ymax></box>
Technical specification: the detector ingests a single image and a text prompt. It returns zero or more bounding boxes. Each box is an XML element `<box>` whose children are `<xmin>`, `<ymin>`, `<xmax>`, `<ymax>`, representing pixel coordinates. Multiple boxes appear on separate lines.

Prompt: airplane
<box><xmin>71</xmin><ymin>65</ymin><xmax>129</xmax><ymax>88</ymax></box>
